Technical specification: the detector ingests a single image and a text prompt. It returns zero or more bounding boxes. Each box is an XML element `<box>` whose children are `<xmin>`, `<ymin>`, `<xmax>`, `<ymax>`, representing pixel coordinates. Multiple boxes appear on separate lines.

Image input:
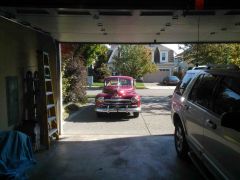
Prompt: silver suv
<box><xmin>171</xmin><ymin>65</ymin><xmax>240</xmax><ymax>179</ymax></box>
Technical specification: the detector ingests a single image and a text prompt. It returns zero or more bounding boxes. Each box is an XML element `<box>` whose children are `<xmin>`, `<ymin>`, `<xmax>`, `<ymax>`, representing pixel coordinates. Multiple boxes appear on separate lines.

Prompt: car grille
<box><xmin>104</xmin><ymin>99</ymin><xmax>132</xmax><ymax>106</ymax></box>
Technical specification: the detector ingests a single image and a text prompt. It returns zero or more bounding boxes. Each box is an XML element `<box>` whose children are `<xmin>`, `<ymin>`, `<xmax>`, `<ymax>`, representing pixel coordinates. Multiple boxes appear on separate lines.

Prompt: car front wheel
<box><xmin>174</xmin><ymin>122</ymin><xmax>188</xmax><ymax>159</ymax></box>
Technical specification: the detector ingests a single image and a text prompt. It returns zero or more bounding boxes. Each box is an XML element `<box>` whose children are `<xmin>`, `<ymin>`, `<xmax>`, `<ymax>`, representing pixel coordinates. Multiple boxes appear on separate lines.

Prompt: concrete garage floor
<box><xmin>29</xmin><ymin>90</ymin><xmax>202</xmax><ymax>179</ymax></box>
<box><xmin>29</xmin><ymin>135</ymin><xmax>202</xmax><ymax>180</ymax></box>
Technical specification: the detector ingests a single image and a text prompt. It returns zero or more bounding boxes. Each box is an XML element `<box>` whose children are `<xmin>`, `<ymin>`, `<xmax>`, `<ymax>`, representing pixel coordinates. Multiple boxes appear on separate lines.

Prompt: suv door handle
<box><xmin>206</xmin><ymin>119</ymin><xmax>217</xmax><ymax>129</ymax></box>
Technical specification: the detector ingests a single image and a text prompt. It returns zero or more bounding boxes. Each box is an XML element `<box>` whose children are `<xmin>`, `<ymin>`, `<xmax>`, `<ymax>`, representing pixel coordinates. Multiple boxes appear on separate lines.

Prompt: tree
<box><xmin>92</xmin><ymin>45</ymin><xmax>111</xmax><ymax>81</ymax></box>
<box><xmin>63</xmin><ymin>55</ymin><xmax>87</xmax><ymax>103</ymax></box>
<box><xmin>113</xmin><ymin>45</ymin><xmax>157</xmax><ymax>79</ymax></box>
<box><xmin>61</xmin><ymin>44</ymin><xmax>96</xmax><ymax>103</ymax></box>
<box><xmin>181</xmin><ymin>43</ymin><xmax>240</xmax><ymax>67</ymax></box>
<box><xmin>61</xmin><ymin>43</ymin><xmax>111</xmax><ymax>103</ymax></box>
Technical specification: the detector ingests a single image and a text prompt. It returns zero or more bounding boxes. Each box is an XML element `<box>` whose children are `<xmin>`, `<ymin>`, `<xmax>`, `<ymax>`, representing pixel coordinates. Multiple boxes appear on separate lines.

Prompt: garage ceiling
<box><xmin>1</xmin><ymin>2</ymin><xmax>240</xmax><ymax>43</ymax></box>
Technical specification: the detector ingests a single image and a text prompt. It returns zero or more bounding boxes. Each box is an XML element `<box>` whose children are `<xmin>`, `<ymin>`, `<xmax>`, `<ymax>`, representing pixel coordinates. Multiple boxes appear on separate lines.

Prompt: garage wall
<box><xmin>0</xmin><ymin>17</ymin><xmax>59</xmax><ymax>131</ymax></box>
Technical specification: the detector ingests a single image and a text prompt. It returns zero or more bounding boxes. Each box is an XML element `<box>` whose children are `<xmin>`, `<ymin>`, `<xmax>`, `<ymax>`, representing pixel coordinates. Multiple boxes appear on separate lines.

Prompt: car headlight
<box><xmin>131</xmin><ymin>96</ymin><xmax>139</xmax><ymax>103</ymax></box>
<box><xmin>96</xmin><ymin>97</ymin><xmax>104</xmax><ymax>103</ymax></box>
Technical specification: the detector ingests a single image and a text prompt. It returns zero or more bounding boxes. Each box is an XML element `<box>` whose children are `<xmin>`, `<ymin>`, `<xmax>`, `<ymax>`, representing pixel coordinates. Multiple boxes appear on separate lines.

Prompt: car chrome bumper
<box><xmin>96</xmin><ymin>106</ymin><xmax>141</xmax><ymax>113</ymax></box>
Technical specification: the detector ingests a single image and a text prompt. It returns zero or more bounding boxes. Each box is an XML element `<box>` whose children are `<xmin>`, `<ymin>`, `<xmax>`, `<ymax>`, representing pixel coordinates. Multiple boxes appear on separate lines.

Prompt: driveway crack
<box><xmin>140</xmin><ymin>113</ymin><xmax>152</xmax><ymax>135</ymax></box>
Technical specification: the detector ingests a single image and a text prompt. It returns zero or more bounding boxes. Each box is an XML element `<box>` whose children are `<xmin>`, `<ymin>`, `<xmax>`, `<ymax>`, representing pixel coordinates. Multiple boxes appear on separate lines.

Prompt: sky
<box><xmin>162</xmin><ymin>44</ymin><xmax>184</xmax><ymax>54</ymax></box>
<box><xmin>106</xmin><ymin>44</ymin><xmax>185</xmax><ymax>55</ymax></box>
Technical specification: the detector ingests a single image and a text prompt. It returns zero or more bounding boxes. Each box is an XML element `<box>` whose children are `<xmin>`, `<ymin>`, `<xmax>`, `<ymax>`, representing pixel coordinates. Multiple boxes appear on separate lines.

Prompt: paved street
<box><xmin>63</xmin><ymin>89</ymin><xmax>175</xmax><ymax>139</ymax></box>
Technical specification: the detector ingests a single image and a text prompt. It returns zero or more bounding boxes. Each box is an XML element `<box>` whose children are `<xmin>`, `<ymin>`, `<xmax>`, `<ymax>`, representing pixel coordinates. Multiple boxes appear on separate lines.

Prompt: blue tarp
<box><xmin>0</xmin><ymin>130</ymin><xmax>36</xmax><ymax>179</ymax></box>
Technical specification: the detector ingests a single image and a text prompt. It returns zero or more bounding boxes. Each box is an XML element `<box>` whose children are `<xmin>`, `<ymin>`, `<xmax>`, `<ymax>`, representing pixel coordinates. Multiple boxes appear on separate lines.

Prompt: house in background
<box><xmin>107</xmin><ymin>44</ymin><xmax>187</xmax><ymax>83</ymax></box>
<box><xmin>143</xmin><ymin>44</ymin><xmax>175</xmax><ymax>83</ymax></box>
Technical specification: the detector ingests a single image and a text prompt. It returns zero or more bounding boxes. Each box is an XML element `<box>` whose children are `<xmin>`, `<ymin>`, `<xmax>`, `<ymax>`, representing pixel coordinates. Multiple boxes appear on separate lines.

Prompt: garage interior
<box><xmin>0</xmin><ymin>0</ymin><xmax>240</xmax><ymax>179</ymax></box>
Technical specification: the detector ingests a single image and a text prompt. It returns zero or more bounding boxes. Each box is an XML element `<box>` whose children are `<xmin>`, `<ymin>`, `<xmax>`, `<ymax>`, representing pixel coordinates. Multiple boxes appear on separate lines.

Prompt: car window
<box><xmin>177</xmin><ymin>72</ymin><xmax>197</xmax><ymax>95</ymax></box>
<box><xmin>188</xmin><ymin>74</ymin><xmax>204</xmax><ymax>101</ymax></box>
<box><xmin>189</xmin><ymin>73</ymin><xmax>218</xmax><ymax>109</ymax></box>
<box><xmin>119</xmin><ymin>78</ymin><xmax>131</xmax><ymax>86</ymax></box>
<box><xmin>105</xmin><ymin>78</ymin><xmax>132</xmax><ymax>86</ymax></box>
<box><xmin>213</xmin><ymin>77</ymin><xmax>240</xmax><ymax>116</ymax></box>
<box><xmin>169</xmin><ymin>76</ymin><xmax>179</xmax><ymax>81</ymax></box>
<box><xmin>105</xmin><ymin>79</ymin><xmax>118</xmax><ymax>86</ymax></box>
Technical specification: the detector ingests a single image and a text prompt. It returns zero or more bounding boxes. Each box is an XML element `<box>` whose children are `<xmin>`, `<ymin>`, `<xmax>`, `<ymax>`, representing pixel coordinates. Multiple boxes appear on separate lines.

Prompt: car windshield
<box><xmin>105</xmin><ymin>78</ymin><xmax>132</xmax><ymax>87</ymax></box>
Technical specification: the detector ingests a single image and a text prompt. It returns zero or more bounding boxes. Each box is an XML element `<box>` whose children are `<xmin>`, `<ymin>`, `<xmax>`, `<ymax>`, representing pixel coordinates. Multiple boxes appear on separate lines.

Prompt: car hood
<box><xmin>97</xmin><ymin>86</ymin><xmax>137</xmax><ymax>98</ymax></box>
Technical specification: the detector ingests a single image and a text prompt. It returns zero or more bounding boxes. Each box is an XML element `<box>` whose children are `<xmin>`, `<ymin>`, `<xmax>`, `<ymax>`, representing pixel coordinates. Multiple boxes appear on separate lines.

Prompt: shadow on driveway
<box><xmin>64</xmin><ymin>96</ymin><xmax>172</xmax><ymax>122</ymax></box>
<box><xmin>64</xmin><ymin>104</ymin><xmax>133</xmax><ymax>123</ymax></box>
<box><xmin>141</xmin><ymin>96</ymin><xmax>171</xmax><ymax>116</ymax></box>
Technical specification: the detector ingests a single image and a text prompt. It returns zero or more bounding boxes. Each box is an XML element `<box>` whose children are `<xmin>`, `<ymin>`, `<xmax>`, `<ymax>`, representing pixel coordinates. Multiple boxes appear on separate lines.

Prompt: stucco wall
<box><xmin>0</xmin><ymin>17</ymin><xmax>59</xmax><ymax>130</ymax></box>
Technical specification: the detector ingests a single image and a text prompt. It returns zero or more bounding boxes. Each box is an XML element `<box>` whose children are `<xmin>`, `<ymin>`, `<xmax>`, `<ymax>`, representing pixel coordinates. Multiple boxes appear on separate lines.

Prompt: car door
<box><xmin>182</xmin><ymin>74</ymin><xmax>206</xmax><ymax>154</ymax></box>
<box><xmin>183</xmin><ymin>73</ymin><xmax>219</xmax><ymax>157</ymax></box>
<box><xmin>203</xmin><ymin>76</ymin><xmax>240</xmax><ymax>179</ymax></box>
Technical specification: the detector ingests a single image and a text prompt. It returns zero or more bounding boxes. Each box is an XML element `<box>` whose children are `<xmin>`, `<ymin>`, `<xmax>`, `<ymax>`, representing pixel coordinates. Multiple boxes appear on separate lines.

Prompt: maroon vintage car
<box><xmin>95</xmin><ymin>76</ymin><xmax>141</xmax><ymax>118</ymax></box>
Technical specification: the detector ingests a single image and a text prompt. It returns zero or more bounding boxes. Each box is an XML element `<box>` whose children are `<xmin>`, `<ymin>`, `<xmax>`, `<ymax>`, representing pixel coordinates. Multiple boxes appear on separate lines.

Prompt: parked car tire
<box><xmin>133</xmin><ymin>112</ymin><xmax>139</xmax><ymax>118</ymax></box>
<box><xmin>174</xmin><ymin>122</ymin><xmax>189</xmax><ymax>159</ymax></box>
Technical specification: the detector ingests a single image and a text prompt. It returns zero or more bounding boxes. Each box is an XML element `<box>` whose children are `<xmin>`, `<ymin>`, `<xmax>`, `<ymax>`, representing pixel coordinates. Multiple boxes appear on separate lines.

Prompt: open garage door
<box><xmin>1</xmin><ymin>0</ymin><xmax>240</xmax><ymax>43</ymax></box>
<box><xmin>0</xmin><ymin>1</ymin><xmax>240</xmax><ymax>179</ymax></box>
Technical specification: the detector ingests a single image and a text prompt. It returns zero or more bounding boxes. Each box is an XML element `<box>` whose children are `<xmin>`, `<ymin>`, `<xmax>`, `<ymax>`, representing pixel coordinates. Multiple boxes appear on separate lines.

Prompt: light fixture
<box><xmin>165</xmin><ymin>22</ymin><xmax>171</xmax><ymax>26</ymax></box>
<box><xmin>235</xmin><ymin>22</ymin><xmax>240</xmax><ymax>26</ymax></box>
<box><xmin>93</xmin><ymin>14</ymin><xmax>99</xmax><ymax>19</ymax></box>
<box><xmin>172</xmin><ymin>15</ymin><xmax>178</xmax><ymax>20</ymax></box>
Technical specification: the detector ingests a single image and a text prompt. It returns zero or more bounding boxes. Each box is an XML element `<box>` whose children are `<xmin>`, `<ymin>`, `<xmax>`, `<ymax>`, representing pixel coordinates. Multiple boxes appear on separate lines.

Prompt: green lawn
<box><xmin>135</xmin><ymin>82</ymin><xmax>145</xmax><ymax>89</ymax></box>
<box><xmin>92</xmin><ymin>82</ymin><xmax>104</xmax><ymax>87</ymax></box>
<box><xmin>91</xmin><ymin>82</ymin><xmax>146</xmax><ymax>89</ymax></box>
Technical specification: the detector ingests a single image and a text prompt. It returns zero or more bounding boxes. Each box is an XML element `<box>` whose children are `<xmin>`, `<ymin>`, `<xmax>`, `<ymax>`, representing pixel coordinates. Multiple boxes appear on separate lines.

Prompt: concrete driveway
<box><xmin>63</xmin><ymin>89</ymin><xmax>175</xmax><ymax>137</ymax></box>
<box><xmin>62</xmin><ymin>97</ymin><xmax>174</xmax><ymax>141</ymax></box>
<box><xmin>29</xmin><ymin>89</ymin><xmax>202</xmax><ymax>180</ymax></box>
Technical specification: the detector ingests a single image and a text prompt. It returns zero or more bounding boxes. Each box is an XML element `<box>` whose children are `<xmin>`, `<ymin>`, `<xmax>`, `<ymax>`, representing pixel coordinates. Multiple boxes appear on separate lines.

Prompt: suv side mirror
<box><xmin>221</xmin><ymin>112</ymin><xmax>240</xmax><ymax>132</ymax></box>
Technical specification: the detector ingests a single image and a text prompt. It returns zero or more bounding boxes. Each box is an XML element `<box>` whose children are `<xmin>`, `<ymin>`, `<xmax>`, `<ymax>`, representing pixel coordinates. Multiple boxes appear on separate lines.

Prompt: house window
<box><xmin>159</xmin><ymin>69</ymin><xmax>170</xmax><ymax>72</ymax></box>
<box><xmin>160</xmin><ymin>51</ymin><xmax>168</xmax><ymax>63</ymax></box>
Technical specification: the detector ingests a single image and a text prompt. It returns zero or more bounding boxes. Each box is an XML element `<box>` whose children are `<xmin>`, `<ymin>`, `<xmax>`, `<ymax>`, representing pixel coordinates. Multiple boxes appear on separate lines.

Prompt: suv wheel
<box><xmin>174</xmin><ymin>122</ymin><xmax>188</xmax><ymax>159</ymax></box>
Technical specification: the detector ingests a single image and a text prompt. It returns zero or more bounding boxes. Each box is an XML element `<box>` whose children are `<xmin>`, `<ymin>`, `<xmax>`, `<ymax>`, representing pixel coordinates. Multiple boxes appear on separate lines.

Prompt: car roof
<box><xmin>105</xmin><ymin>76</ymin><xmax>133</xmax><ymax>80</ymax></box>
<box><xmin>204</xmin><ymin>69</ymin><xmax>240</xmax><ymax>78</ymax></box>
<box><xmin>192</xmin><ymin>65</ymin><xmax>207</xmax><ymax>70</ymax></box>
<box><xmin>185</xmin><ymin>69</ymin><xmax>204</xmax><ymax>74</ymax></box>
